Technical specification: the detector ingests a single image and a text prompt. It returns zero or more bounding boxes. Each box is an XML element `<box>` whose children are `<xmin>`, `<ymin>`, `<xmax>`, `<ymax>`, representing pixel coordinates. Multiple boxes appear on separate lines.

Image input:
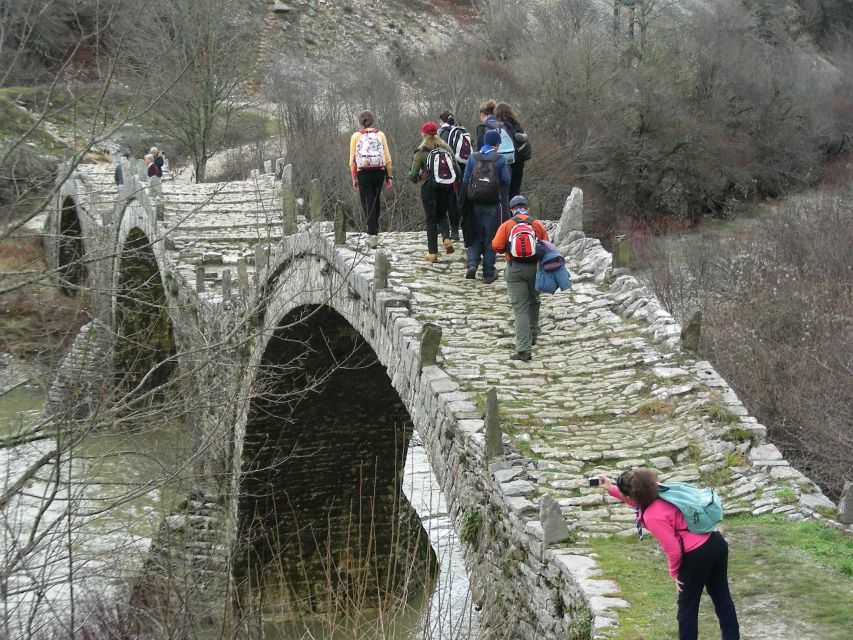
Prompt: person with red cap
<box><xmin>407</xmin><ymin>121</ymin><xmax>460</xmax><ymax>262</ymax></box>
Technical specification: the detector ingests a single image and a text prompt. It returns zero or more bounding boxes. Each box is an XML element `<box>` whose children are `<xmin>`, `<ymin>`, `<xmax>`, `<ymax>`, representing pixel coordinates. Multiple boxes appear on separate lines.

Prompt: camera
<box><xmin>588</xmin><ymin>477</ymin><xmax>600</xmax><ymax>487</ymax></box>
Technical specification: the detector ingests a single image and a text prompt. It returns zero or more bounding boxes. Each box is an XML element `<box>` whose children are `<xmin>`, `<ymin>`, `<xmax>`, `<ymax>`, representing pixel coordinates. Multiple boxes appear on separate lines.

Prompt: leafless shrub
<box><xmin>634</xmin><ymin>187</ymin><xmax>852</xmax><ymax>498</ymax></box>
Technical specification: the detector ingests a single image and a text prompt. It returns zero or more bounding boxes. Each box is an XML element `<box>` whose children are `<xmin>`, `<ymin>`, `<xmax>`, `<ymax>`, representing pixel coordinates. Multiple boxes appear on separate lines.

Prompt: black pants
<box><xmin>420</xmin><ymin>181</ymin><xmax>451</xmax><ymax>254</ymax></box>
<box><xmin>677</xmin><ymin>532</ymin><xmax>740</xmax><ymax>640</ymax></box>
<box><xmin>357</xmin><ymin>169</ymin><xmax>386</xmax><ymax>236</ymax></box>
<box><xmin>447</xmin><ymin>183</ymin><xmax>461</xmax><ymax>238</ymax></box>
<box><xmin>509</xmin><ymin>159</ymin><xmax>525</xmax><ymax>199</ymax></box>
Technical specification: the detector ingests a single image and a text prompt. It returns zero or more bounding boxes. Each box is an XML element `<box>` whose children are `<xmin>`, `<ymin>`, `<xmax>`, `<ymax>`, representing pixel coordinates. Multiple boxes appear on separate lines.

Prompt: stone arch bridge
<box><xmin>44</xmin><ymin>159</ymin><xmax>842</xmax><ymax>638</ymax></box>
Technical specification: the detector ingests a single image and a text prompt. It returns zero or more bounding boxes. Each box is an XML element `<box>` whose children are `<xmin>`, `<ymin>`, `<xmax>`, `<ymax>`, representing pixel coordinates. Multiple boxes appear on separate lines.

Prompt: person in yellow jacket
<box><xmin>349</xmin><ymin>110</ymin><xmax>393</xmax><ymax>249</ymax></box>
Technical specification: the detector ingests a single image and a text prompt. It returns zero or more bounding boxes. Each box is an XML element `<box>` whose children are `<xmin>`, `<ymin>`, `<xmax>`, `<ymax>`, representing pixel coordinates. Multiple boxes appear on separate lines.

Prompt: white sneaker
<box><xmin>367</xmin><ymin>235</ymin><xmax>379</xmax><ymax>249</ymax></box>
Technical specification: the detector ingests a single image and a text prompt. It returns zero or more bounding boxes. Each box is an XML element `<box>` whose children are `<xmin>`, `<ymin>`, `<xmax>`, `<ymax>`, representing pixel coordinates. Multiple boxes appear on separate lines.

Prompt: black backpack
<box><xmin>466</xmin><ymin>152</ymin><xmax>499</xmax><ymax>203</ymax></box>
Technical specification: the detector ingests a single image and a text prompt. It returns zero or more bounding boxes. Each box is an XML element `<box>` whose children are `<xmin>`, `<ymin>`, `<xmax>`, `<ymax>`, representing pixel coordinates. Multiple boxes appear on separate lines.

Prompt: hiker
<box><xmin>491</xmin><ymin>195</ymin><xmax>548</xmax><ymax>361</ymax></box>
<box><xmin>144</xmin><ymin>154</ymin><xmax>158</xmax><ymax>178</ymax></box>
<box><xmin>494</xmin><ymin>102</ymin><xmax>531</xmax><ymax>198</ymax></box>
<box><xmin>438</xmin><ymin>110</ymin><xmax>471</xmax><ymax>241</ymax></box>
<box><xmin>475</xmin><ymin>99</ymin><xmax>498</xmax><ymax>148</ymax></box>
<box><xmin>150</xmin><ymin>146</ymin><xmax>164</xmax><ymax>178</ymax></box>
<box><xmin>408</xmin><ymin>121</ymin><xmax>458</xmax><ymax>263</ymax></box>
<box><xmin>475</xmin><ymin>99</ymin><xmax>512</xmax><ymax>220</ymax></box>
<box><xmin>114</xmin><ymin>151</ymin><xmax>128</xmax><ymax>187</ymax></box>
<box><xmin>597</xmin><ymin>469</ymin><xmax>740</xmax><ymax>640</ymax></box>
<box><xmin>349</xmin><ymin>110</ymin><xmax>393</xmax><ymax>249</ymax></box>
<box><xmin>460</xmin><ymin>128</ymin><xmax>510</xmax><ymax>284</ymax></box>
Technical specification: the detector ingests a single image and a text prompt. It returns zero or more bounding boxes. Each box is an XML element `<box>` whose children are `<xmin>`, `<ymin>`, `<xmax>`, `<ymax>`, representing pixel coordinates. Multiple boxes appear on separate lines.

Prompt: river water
<box><xmin>0</xmin><ymin>385</ymin><xmax>476</xmax><ymax>639</ymax></box>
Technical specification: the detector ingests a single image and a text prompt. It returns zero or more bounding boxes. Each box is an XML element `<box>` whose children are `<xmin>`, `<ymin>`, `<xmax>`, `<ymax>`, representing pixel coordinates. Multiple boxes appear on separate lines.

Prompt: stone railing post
<box><xmin>838</xmin><ymin>482</ymin><xmax>852</xmax><ymax>525</ymax></box>
<box><xmin>554</xmin><ymin>187</ymin><xmax>584</xmax><ymax>244</ymax></box>
<box><xmin>309</xmin><ymin>178</ymin><xmax>323</xmax><ymax>223</ymax></box>
<box><xmin>485</xmin><ymin>387</ymin><xmax>502</xmax><ymax>460</ymax></box>
<box><xmin>254</xmin><ymin>243</ymin><xmax>267</xmax><ymax>271</ymax></box>
<box><xmin>263</xmin><ymin>160</ymin><xmax>272</xmax><ymax>174</ymax></box>
<box><xmin>334</xmin><ymin>201</ymin><xmax>346</xmax><ymax>245</ymax></box>
<box><xmin>196</xmin><ymin>266</ymin><xmax>205</xmax><ymax>293</ymax></box>
<box><xmin>680</xmin><ymin>309</ymin><xmax>702</xmax><ymax>352</ymax></box>
<box><xmin>237</xmin><ymin>257</ymin><xmax>248</xmax><ymax>289</ymax></box>
<box><xmin>222</xmin><ymin>268</ymin><xmax>232</xmax><ymax>301</ymax></box>
<box><xmin>540</xmin><ymin>494</ymin><xmax>571</xmax><ymax>546</ymax></box>
<box><xmin>374</xmin><ymin>250</ymin><xmax>390</xmax><ymax>290</ymax></box>
<box><xmin>419</xmin><ymin>323</ymin><xmax>442</xmax><ymax>370</ymax></box>
<box><xmin>281</xmin><ymin>164</ymin><xmax>296</xmax><ymax>235</ymax></box>
<box><xmin>612</xmin><ymin>234</ymin><xmax>630</xmax><ymax>269</ymax></box>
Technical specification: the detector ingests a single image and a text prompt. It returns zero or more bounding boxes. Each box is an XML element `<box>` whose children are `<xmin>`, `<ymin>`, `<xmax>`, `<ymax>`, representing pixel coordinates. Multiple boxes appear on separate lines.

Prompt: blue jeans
<box><xmin>465</xmin><ymin>203</ymin><xmax>500</xmax><ymax>277</ymax></box>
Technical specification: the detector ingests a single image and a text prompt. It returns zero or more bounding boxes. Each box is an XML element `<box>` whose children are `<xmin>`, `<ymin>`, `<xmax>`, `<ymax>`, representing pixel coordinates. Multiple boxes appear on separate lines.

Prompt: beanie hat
<box><xmin>484</xmin><ymin>129</ymin><xmax>501</xmax><ymax>147</ymax></box>
<box><xmin>421</xmin><ymin>121</ymin><xmax>438</xmax><ymax>136</ymax></box>
<box><xmin>509</xmin><ymin>195</ymin><xmax>529</xmax><ymax>209</ymax></box>
<box><xmin>439</xmin><ymin>110</ymin><xmax>454</xmax><ymax>125</ymax></box>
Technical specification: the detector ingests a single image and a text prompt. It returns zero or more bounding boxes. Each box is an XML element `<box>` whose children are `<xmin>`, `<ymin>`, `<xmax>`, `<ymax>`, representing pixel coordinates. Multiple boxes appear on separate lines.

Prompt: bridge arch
<box><xmin>57</xmin><ymin>196</ymin><xmax>87</xmax><ymax>294</ymax></box>
<box><xmin>112</xmin><ymin>208</ymin><xmax>176</xmax><ymax>394</ymax></box>
<box><xmin>232</xmin><ymin>245</ymin><xmax>434</xmax><ymax>616</ymax></box>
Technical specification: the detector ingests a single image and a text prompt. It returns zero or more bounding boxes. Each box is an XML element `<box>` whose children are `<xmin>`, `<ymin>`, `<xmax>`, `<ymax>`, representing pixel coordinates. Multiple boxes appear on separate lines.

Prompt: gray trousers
<box><xmin>504</xmin><ymin>260</ymin><xmax>540</xmax><ymax>352</ymax></box>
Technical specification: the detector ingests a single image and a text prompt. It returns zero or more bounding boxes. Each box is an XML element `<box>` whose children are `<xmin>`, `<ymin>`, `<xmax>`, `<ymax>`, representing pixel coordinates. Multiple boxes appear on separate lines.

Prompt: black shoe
<box><xmin>531</xmin><ymin>335</ymin><xmax>538</xmax><ymax>346</ymax></box>
<box><xmin>510</xmin><ymin>351</ymin><xmax>532</xmax><ymax>361</ymax></box>
<box><xmin>465</xmin><ymin>268</ymin><xmax>476</xmax><ymax>280</ymax></box>
<box><xmin>483</xmin><ymin>273</ymin><xmax>497</xmax><ymax>284</ymax></box>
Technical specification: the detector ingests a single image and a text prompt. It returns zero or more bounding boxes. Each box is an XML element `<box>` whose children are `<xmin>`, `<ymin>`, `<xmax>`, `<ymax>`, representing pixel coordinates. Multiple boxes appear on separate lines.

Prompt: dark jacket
<box><xmin>461</xmin><ymin>147</ymin><xmax>510</xmax><ymax>192</ymax></box>
<box><xmin>475</xmin><ymin>116</ymin><xmax>499</xmax><ymax>149</ymax></box>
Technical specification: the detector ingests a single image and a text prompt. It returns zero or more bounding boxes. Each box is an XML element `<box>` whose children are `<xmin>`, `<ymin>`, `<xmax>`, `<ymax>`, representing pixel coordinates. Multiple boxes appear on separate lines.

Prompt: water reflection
<box><xmin>265</xmin><ymin>435</ymin><xmax>478</xmax><ymax>640</ymax></box>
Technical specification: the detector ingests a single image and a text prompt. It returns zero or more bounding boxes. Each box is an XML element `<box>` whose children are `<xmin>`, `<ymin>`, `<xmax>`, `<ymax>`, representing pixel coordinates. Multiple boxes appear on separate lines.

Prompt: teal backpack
<box><xmin>657</xmin><ymin>482</ymin><xmax>723</xmax><ymax>534</ymax></box>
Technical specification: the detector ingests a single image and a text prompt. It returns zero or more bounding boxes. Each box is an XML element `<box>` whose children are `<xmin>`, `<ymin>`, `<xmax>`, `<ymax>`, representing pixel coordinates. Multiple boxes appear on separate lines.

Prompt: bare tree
<box><xmin>122</xmin><ymin>0</ymin><xmax>259</xmax><ymax>182</ymax></box>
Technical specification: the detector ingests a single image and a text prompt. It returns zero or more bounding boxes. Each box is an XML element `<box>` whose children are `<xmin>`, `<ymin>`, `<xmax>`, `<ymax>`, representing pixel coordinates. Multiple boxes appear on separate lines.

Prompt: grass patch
<box><xmin>705</xmin><ymin>401</ymin><xmax>741</xmax><ymax>425</ymax></box>
<box><xmin>591</xmin><ymin>514</ymin><xmax>853</xmax><ymax>639</ymax></box>
<box><xmin>636</xmin><ymin>398</ymin><xmax>677</xmax><ymax>418</ymax></box>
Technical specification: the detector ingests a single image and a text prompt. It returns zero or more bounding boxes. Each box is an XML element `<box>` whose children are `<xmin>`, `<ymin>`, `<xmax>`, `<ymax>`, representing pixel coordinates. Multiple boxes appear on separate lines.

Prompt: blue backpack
<box><xmin>657</xmin><ymin>483</ymin><xmax>723</xmax><ymax>533</ymax></box>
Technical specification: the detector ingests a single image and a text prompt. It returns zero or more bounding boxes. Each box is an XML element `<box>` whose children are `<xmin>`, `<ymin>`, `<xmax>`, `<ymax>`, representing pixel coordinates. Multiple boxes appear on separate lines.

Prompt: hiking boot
<box><xmin>483</xmin><ymin>273</ymin><xmax>498</xmax><ymax>284</ymax></box>
<box><xmin>443</xmin><ymin>238</ymin><xmax>455</xmax><ymax>254</ymax></box>
<box><xmin>366</xmin><ymin>235</ymin><xmax>379</xmax><ymax>249</ymax></box>
<box><xmin>425</xmin><ymin>253</ymin><xmax>439</xmax><ymax>263</ymax></box>
<box><xmin>510</xmin><ymin>351</ymin><xmax>532</xmax><ymax>362</ymax></box>
<box><xmin>465</xmin><ymin>268</ymin><xmax>476</xmax><ymax>280</ymax></box>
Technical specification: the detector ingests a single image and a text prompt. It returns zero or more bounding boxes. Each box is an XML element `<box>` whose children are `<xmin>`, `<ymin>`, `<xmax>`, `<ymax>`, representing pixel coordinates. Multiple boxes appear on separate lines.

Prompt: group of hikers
<box><xmin>349</xmin><ymin>100</ymin><xmax>555</xmax><ymax>362</ymax></box>
<box><xmin>349</xmin><ymin>104</ymin><xmax>741</xmax><ymax>640</ymax></box>
<box><xmin>113</xmin><ymin>147</ymin><xmax>166</xmax><ymax>185</ymax></box>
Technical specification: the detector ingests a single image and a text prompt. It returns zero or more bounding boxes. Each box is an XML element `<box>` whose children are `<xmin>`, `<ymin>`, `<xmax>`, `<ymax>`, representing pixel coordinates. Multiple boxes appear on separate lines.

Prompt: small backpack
<box><xmin>466</xmin><ymin>152</ymin><xmax>499</xmax><ymax>203</ymax></box>
<box><xmin>355</xmin><ymin>130</ymin><xmax>386</xmax><ymax>170</ymax></box>
<box><xmin>508</xmin><ymin>215</ymin><xmax>538</xmax><ymax>260</ymax></box>
<box><xmin>425</xmin><ymin>148</ymin><xmax>457</xmax><ymax>186</ymax></box>
<box><xmin>658</xmin><ymin>483</ymin><xmax>724</xmax><ymax>534</ymax></box>
<box><xmin>488</xmin><ymin>122</ymin><xmax>516</xmax><ymax>165</ymax></box>
<box><xmin>447</xmin><ymin>125</ymin><xmax>472</xmax><ymax>164</ymax></box>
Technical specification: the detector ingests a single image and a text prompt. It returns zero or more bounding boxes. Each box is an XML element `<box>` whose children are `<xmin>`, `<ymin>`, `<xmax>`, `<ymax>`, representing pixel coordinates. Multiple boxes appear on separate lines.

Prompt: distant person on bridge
<box><xmin>476</xmin><ymin>99</ymin><xmax>512</xmax><ymax>220</ymax></box>
<box><xmin>461</xmin><ymin>128</ymin><xmax>510</xmax><ymax>284</ymax></box>
<box><xmin>144</xmin><ymin>154</ymin><xmax>158</xmax><ymax>178</ymax></box>
<box><xmin>597</xmin><ymin>469</ymin><xmax>740</xmax><ymax>640</ymax></box>
<box><xmin>150</xmin><ymin>146</ymin><xmax>164</xmax><ymax>178</ymax></box>
<box><xmin>494</xmin><ymin>102</ymin><xmax>531</xmax><ymax>199</ymax></box>
<box><xmin>350</xmin><ymin>110</ymin><xmax>393</xmax><ymax>249</ymax></box>
<box><xmin>408</xmin><ymin>121</ymin><xmax>458</xmax><ymax>263</ymax></box>
<box><xmin>492</xmin><ymin>195</ymin><xmax>548</xmax><ymax>361</ymax></box>
<box><xmin>438</xmin><ymin>110</ymin><xmax>471</xmax><ymax>242</ymax></box>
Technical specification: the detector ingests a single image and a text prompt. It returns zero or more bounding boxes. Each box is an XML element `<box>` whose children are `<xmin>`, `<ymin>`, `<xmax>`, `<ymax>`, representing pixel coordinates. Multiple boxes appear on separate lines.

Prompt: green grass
<box><xmin>591</xmin><ymin>514</ymin><xmax>853</xmax><ymax>639</ymax></box>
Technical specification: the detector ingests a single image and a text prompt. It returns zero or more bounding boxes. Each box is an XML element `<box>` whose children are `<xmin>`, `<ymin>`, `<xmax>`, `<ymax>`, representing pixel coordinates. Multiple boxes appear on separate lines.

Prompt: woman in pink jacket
<box><xmin>598</xmin><ymin>468</ymin><xmax>739</xmax><ymax>640</ymax></box>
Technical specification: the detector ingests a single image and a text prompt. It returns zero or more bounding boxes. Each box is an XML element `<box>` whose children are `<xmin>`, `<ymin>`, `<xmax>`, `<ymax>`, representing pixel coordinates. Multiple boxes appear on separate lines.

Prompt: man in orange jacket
<box><xmin>492</xmin><ymin>195</ymin><xmax>549</xmax><ymax>361</ymax></box>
